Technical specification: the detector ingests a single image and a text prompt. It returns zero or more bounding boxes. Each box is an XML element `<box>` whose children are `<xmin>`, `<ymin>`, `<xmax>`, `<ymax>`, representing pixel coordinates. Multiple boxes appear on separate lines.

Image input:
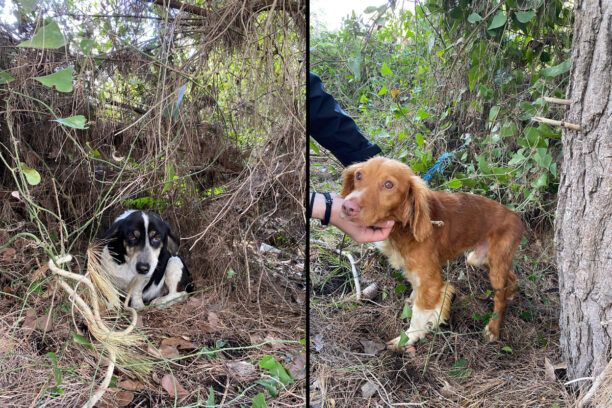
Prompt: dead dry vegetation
<box><xmin>309</xmin><ymin>159</ymin><xmax>575</xmax><ymax>408</ymax></box>
<box><xmin>0</xmin><ymin>0</ymin><xmax>305</xmax><ymax>406</ymax></box>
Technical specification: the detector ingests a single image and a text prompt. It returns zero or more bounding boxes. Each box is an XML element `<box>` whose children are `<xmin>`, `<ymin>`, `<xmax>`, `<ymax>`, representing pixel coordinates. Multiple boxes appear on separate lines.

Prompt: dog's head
<box><xmin>102</xmin><ymin>210</ymin><xmax>180</xmax><ymax>277</ymax></box>
<box><xmin>341</xmin><ymin>157</ymin><xmax>433</xmax><ymax>242</ymax></box>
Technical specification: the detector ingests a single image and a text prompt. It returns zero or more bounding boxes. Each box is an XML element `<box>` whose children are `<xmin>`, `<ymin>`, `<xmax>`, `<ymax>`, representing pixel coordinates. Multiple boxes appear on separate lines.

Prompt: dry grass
<box><xmin>309</xmin><ymin>161</ymin><xmax>575</xmax><ymax>407</ymax></box>
<box><xmin>0</xmin><ymin>0</ymin><xmax>305</xmax><ymax>405</ymax></box>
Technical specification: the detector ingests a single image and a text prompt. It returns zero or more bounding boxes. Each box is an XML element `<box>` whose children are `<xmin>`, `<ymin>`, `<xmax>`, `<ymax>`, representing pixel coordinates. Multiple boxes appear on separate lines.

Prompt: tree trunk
<box><xmin>555</xmin><ymin>0</ymin><xmax>612</xmax><ymax>388</ymax></box>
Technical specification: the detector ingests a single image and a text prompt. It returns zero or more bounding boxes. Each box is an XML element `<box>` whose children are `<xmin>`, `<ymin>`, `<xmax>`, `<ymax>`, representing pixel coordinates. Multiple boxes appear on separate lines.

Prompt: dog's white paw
<box><xmin>150</xmin><ymin>291</ymin><xmax>188</xmax><ymax>308</ymax></box>
<box><xmin>386</xmin><ymin>334</ymin><xmax>417</xmax><ymax>354</ymax></box>
<box><xmin>483</xmin><ymin>325</ymin><xmax>498</xmax><ymax>342</ymax></box>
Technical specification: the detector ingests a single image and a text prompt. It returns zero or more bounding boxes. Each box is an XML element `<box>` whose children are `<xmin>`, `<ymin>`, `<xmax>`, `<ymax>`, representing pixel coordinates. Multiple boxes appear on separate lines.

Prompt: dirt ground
<box><xmin>0</xmin><ymin>227</ymin><xmax>306</xmax><ymax>407</ymax></box>
<box><xmin>309</xmin><ymin>159</ymin><xmax>575</xmax><ymax>407</ymax></box>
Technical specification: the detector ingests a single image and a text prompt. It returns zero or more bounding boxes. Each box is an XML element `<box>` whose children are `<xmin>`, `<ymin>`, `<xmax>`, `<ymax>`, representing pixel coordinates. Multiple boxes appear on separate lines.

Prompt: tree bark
<box><xmin>555</xmin><ymin>0</ymin><xmax>612</xmax><ymax>387</ymax></box>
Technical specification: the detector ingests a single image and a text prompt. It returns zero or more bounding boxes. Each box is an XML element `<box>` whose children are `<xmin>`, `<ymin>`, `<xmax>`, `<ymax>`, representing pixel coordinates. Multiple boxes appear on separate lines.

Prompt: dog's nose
<box><xmin>136</xmin><ymin>262</ymin><xmax>150</xmax><ymax>274</ymax></box>
<box><xmin>342</xmin><ymin>199</ymin><xmax>361</xmax><ymax>216</ymax></box>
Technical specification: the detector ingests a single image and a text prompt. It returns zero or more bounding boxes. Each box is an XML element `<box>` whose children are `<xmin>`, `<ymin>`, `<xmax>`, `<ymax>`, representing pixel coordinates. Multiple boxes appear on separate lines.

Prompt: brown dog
<box><xmin>340</xmin><ymin>157</ymin><xmax>524</xmax><ymax>350</ymax></box>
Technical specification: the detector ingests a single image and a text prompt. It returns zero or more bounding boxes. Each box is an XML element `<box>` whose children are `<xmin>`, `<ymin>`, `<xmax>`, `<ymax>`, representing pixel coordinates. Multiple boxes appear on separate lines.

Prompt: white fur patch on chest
<box><xmin>377</xmin><ymin>240</ymin><xmax>405</xmax><ymax>270</ymax></box>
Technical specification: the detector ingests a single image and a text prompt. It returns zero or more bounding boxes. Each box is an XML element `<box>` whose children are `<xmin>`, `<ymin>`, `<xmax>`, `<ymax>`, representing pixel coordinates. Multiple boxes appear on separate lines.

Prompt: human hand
<box><xmin>311</xmin><ymin>193</ymin><xmax>395</xmax><ymax>243</ymax></box>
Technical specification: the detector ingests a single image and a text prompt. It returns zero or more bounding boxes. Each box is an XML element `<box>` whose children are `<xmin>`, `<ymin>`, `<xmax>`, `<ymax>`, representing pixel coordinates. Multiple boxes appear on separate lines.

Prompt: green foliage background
<box><xmin>311</xmin><ymin>0</ymin><xmax>573</xmax><ymax>224</ymax></box>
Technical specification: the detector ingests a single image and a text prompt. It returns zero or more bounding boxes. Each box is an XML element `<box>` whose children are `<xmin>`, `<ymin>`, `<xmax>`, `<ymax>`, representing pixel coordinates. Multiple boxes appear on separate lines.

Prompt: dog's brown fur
<box><xmin>340</xmin><ymin>157</ymin><xmax>524</xmax><ymax>349</ymax></box>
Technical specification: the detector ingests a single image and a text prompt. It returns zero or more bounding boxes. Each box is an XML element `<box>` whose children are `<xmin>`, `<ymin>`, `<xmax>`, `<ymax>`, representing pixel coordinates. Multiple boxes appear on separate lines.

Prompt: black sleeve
<box><xmin>309</xmin><ymin>72</ymin><xmax>381</xmax><ymax>167</ymax></box>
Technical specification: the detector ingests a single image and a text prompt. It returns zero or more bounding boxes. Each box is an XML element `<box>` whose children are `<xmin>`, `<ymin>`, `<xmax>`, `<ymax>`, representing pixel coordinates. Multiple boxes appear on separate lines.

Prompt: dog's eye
<box><xmin>355</xmin><ymin>171</ymin><xmax>363</xmax><ymax>181</ymax></box>
<box><xmin>384</xmin><ymin>180</ymin><xmax>394</xmax><ymax>189</ymax></box>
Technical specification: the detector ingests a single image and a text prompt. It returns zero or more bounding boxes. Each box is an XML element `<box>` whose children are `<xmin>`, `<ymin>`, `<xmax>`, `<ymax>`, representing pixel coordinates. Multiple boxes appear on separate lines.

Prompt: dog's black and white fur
<box><xmin>100</xmin><ymin>210</ymin><xmax>193</xmax><ymax>309</ymax></box>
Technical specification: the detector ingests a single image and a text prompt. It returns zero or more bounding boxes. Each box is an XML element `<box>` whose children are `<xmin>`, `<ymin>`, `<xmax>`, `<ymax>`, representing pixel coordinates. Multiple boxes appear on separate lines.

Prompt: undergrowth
<box><xmin>0</xmin><ymin>0</ymin><xmax>305</xmax><ymax>406</ymax></box>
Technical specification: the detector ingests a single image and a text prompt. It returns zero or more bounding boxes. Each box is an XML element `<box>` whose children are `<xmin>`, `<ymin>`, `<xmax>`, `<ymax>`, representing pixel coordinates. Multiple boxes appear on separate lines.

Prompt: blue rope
<box><xmin>422</xmin><ymin>152</ymin><xmax>453</xmax><ymax>182</ymax></box>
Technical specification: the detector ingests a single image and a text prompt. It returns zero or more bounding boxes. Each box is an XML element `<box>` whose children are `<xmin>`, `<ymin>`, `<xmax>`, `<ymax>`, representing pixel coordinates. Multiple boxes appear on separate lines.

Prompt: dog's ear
<box><xmin>167</xmin><ymin>231</ymin><xmax>180</xmax><ymax>255</ymax></box>
<box><xmin>100</xmin><ymin>222</ymin><xmax>120</xmax><ymax>241</ymax></box>
<box><xmin>401</xmin><ymin>177</ymin><xmax>432</xmax><ymax>242</ymax></box>
<box><xmin>340</xmin><ymin>164</ymin><xmax>359</xmax><ymax>197</ymax></box>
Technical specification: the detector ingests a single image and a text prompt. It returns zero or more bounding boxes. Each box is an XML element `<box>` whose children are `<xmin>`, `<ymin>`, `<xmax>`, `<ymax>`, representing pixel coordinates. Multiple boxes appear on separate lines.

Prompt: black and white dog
<box><xmin>100</xmin><ymin>210</ymin><xmax>194</xmax><ymax>309</ymax></box>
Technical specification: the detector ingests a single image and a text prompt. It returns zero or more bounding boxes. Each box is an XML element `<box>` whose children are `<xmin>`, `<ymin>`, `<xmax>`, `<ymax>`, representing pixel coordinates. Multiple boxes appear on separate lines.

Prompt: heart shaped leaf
<box><xmin>18</xmin><ymin>20</ymin><xmax>67</xmax><ymax>49</ymax></box>
<box><xmin>19</xmin><ymin>163</ymin><xmax>41</xmax><ymax>186</ymax></box>
<box><xmin>53</xmin><ymin>115</ymin><xmax>88</xmax><ymax>129</ymax></box>
<box><xmin>541</xmin><ymin>59</ymin><xmax>571</xmax><ymax>78</ymax></box>
<box><xmin>33</xmin><ymin>67</ymin><xmax>74</xmax><ymax>93</ymax></box>
<box><xmin>0</xmin><ymin>71</ymin><xmax>15</xmax><ymax>85</ymax></box>
<box><xmin>516</xmin><ymin>10</ymin><xmax>536</xmax><ymax>23</ymax></box>
<box><xmin>488</xmin><ymin>12</ymin><xmax>507</xmax><ymax>30</ymax></box>
<box><xmin>467</xmin><ymin>13</ymin><xmax>482</xmax><ymax>24</ymax></box>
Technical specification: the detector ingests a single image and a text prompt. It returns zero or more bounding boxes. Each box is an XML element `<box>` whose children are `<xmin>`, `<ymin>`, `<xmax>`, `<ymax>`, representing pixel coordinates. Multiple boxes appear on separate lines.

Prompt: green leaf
<box><xmin>501</xmin><ymin>345</ymin><xmax>513</xmax><ymax>354</ymax></box>
<box><xmin>488</xmin><ymin>105</ymin><xmax>500</xmax><ymax>125</ymax></box>
<box><xmin>18</xmin><ymin>21</ymin><xmax>67</xmax><ymax>49</ymax></box>
<box><xmin>415</xmin><ymin>133</ymin><xmax>424</xmax><ymax>148</ymax></box>
<box><xmin>348</xmin><ymin>56</ymin><xmax>361</xmax><ymax>81</ymax></box>
<box><xmin>488</xmin><ymin>12</ymin><xmax>507</xmax><ymax>30</ymax></box>
<box><xmin>516</xmin><ymin>10</ymin><xmax>536</xmax><ymax>23</ymax></box>
<box><xmin>500</xmin><ymin>121</ymin><xmax>517</xmax><ymax>138</ymax></box>
<box><xmin>397</xmin><ymin>332</ymin><xmax>409</xmax><ymax>347</ymax></box>
<box><xmin>309</xmin><ymin>138</ymin><xmax>320</xmax><ymax>154</ymax></box>
<box><xmin>400</xmin><ymin>304</ymin><xmax>412</xmax><ymax>319</ymax></box>
<box><xmin>79</xmin><ymin>38</ymin><xmax>96</xmax><ymax>55</ymax></box>
<box><xmin>16</xmin><ymin>0</ymin><xmax>38</xmax><ymax>13</ymax></box>
<box><xmin>206</xmin><ymin>386</ymin><xmax>215</xmax><ymax>407</ymax></box>
<box><xmin>53</xmin><ymin>115</ymin><xmax>88</xmax><ymax>129</ymax></box>
<box><xmin>447</xmin><ymin>179</ymin><xmax>463</xmax><ymax>188</ymax></box>
<box><xmin>508</xmin><ymin>151</ymin><xmax>527</xmax><ymax>166</ymax></box>
<box><xmin>0</xmin><ymin>70</ymin><xmax>15</xmax><ymax>85</ymax></box>
<box><xmin>226</xmin><ymin>268</ymin><xmax>236</xmax><ymax>280</ymax></box>
<box><xmin>468</xmin><ymin>65</ymin><xmax>480</xmax><ymax>92</ymax></box>
<box><xmin>449</xmin><ymin>358</ymin><xmax>472</xmax><ymax>378</ymax></box>
<box><xmin>378</xmin><ymin>86</ymin><xmax>388</xmax><ymax>96</ymax></box>
<box><xmin>531</xmin><ymin>173</ymin><xmax>548</xmax><ymax>189</ymax></box>
<box><xmin>259</xmin><ymin>355</ymin><xmax>293</xmax><ymax>386</ymax></box>
<box><xmin>33</xmin><ymin>67</ymin><xmax>74</xmax><ymax>93</ymax></box>
<box><xmin>72</xmin><ymin>333</ymin><xmax>93</xmax><ymax>350</ymax></box>
<box><xmin>256</xmin><ymin>378</ymin><xmax>278</xmax><ymax>397</ymax></box>
<box><xmin>19</xmin><ymin>163</ymin><xmax>41</xmax><ymax>186</ymax></box>
<box><xmin>467</xmin><ymin>12</ymin><xmax>482</xmax><ymax>23</ymax></box>
<box><xmin>380</xmin><ymin>62</ymin><xmax>393</xmax><ymax>77</ymax></box>
<box><xmin>541</xmin><ymin>59</ymin><xmax>571</xmax><ymax>78</ymax></box>
<box><xmin>47</xmin><ymin>352</ymin><xmax>62</xmax><ymax>386</ymax></box>
<box><xmin>251</xmin><ymin>393</ymin><xmax>267</xmax><ymax>408</ymax></box>
<box><xmin>415</xmin><ymin>108</ymin><xmax>430</xmax><ymax>120</ymax></box>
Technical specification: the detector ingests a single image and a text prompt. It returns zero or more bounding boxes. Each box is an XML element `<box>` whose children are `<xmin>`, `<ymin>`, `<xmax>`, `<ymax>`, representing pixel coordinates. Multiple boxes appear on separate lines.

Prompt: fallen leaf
<box><xmin>226</xmin><ymin>361</ymin><xmax>256</xmax><ymax>381</ymax></box>
<box><xmin>23</xmin><ymin>309</ymin><xmax>53</xmax><ymax>333</ymax></box>
<box><xmin>161</xmin><ymin>337</ymin><xmax>197</xmax><ymax>350</ymax></box>
<box><xmin>286</xmin><ymin>352</ymin><xmax>306</xmax><ymax>380</ymax></box>
<box><xmin>207</xmin><ymin>311</ymin><xmax>220</xmax><ymax>327</ymax></box>
<box><xmin>360</xmin><ymin>340</ymin><xmax>385</xmax><ymax>356</ymax></box>
<box><xmin>314</xmin><ymin>334</ymin><xmax>324</xmax><ymax>352</ymax></box>
<box><xmin>544</xmin><ymin>357</ymin><xmax>555</xmax><ymax>381</ymax></box>
<box><xmin>159</xmin><ymin>344</ymin><xmax>180</xmax><ymax>359</ymax></box>
<box><xmin>116</xmin><ymin>390</ymin><xmax>134</xmax><ymax>407</ymax></box>
<box><xmin>146</xmin><ymin>344</ymin><xmax>162</xmax><ymax>359</ymax></box>
<box><xmin>30</xmin><ymin>264</ymin><xmax>49</xmax><ymax>283</ymax></box>
<box><xmin>0</xmin><ymin>247</ymin><xmax>16</xmax><ymax>262</ymax></box>
<box><xmin>439</xmin><ymin>380</ymin><xmax>456</xmax><ymax>398</ymax></box>
<box><xmin>118</xmin><ymin>379</ymin><xmax>145</xmax><ymax>391</ymax></box>
<box><xmin>361</xmin><ymin>380</ymin><xmax>379</xmax><ymax>399</ymax></box>
<box><xmin>161</xmin><ymin>374</ymin><xmax>189</xmax><ymax>398</ymax></box>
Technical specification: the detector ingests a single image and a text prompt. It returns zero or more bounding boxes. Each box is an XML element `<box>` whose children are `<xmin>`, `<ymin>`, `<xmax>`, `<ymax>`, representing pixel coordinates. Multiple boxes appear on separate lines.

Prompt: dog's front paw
<box><xmin>483</xmin><ymin>324</ymin><xmax>499</xmax><ymax>342</ymax></box>
<box><xmin>150</xmin><ymin>292</ymin><xmax>188</xmax><ymax>308</ymax></box>
<box><xmin>386</xmin><ymin>334</ymin><xmax>417</xmax><ymax>354</ymax></box>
